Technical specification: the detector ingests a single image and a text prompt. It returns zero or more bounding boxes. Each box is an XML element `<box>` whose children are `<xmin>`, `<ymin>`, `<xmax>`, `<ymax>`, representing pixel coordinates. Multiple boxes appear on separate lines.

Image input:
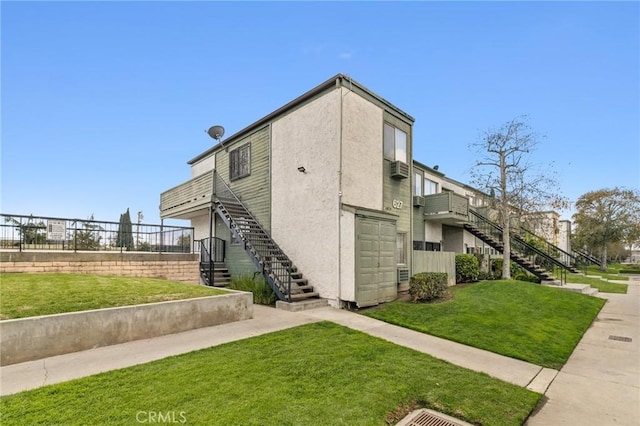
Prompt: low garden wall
<box><xmin>0</xmin><ymin>291</ymin><xmax>253</xmax><ymax>366</ymax></box>
<box><xmin>0</xmin><ymin>251</ymin><xmax>200</xmax><ymax>283</ymax></box>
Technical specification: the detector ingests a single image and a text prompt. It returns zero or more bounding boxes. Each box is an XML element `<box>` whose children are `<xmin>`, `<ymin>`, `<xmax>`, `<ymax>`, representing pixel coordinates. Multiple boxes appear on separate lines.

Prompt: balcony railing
<box><xmin>424</xmin><ymin>192</ymin><xmax>469</xmax><ymax>220</ymax></box>
<box><xmin>160</xmin><ymin>173</ymin><xmax>213</xmax><ymax>218</ymax></box>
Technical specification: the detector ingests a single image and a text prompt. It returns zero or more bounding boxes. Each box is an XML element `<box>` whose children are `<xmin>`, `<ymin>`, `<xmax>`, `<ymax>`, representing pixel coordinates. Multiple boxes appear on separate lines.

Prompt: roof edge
<box><xmin>188</xmin><ymin>74</ymin><xmax>415</xmax><ymax>165</ymax></box>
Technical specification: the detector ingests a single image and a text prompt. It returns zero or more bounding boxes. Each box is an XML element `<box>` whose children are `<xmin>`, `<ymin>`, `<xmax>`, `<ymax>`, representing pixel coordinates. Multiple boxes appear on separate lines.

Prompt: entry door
<box><xmin>355</xmin><ymin>217</ymin><xmax>397</xmax><ymax>307</ymax></box>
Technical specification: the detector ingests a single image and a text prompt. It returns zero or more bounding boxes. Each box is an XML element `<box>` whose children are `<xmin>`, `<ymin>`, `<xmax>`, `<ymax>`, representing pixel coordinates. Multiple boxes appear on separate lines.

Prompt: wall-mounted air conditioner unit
<box><xmin>397</xmin><ymin>268</ymin><xmax>410</xmax><ymax>283</ymax></box>
<box><xmin>413</xmin><ymin>195</ymin><xmax>425</xmax><ymax>207</ymax></box>
<box><xmin>390</xmin><ymin>161</ymin><xmax>409</xmax><ymax>179</ymax></box>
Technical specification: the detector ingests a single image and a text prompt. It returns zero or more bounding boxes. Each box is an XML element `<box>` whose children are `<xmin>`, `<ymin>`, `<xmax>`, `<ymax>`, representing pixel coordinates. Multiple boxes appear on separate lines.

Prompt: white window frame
<box><xmin>414</xmin><ymin>172</ymin><xmax>423</xmax><ymax>196</ymax></box>
<box><xmin>424</xmin><ymin>178</ymin><xmax>438</xmax><ymax>195</ymax></box>
<box><xmin>383</xmin><ymin>123</ymin><xmax>407</xmax><ymax>163</ymax></box>
<box><xmin>396</xmin><ymin>233</ymin><xmax>407</xmax><ymax>265</ymax></box>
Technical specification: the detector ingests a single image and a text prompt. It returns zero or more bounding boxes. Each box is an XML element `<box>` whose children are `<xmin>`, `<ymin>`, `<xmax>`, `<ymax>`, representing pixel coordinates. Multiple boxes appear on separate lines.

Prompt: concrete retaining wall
<box><xmin>0</xmin><ymin>291</ymin><xmax>253</xmax><ymax>366</ymax></box>
<box><xmin>0</xmin><ymin>251</ymin><xmax>200</xmax><ymax>283</ymax></box>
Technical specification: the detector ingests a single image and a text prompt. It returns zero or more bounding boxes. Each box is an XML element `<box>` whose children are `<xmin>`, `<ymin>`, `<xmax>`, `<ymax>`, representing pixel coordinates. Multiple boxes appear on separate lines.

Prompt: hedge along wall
<box><xmin>0</xmin><ymin>252</ymin><xmax>200</xmax><ymax>283</ymax></box>
<box><xmin>412</xmin><ymin>251</ymin><xmax>456</xmax><ymax>286</ymax></box>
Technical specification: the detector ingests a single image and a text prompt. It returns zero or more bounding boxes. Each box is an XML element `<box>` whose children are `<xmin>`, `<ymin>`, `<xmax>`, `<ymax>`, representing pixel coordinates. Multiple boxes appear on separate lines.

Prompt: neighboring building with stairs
<box><xmin>160</xmin><ymin>74</ymin><xmax>584</xmax><ymax>308</ymax></box>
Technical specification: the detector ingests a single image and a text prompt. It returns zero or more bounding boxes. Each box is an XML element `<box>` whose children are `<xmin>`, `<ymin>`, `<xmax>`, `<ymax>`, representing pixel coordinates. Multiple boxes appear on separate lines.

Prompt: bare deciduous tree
<box><xmin>470</xmin><ymin>116</ymin><xmax>567</xmax><ymax>279</ymax></box>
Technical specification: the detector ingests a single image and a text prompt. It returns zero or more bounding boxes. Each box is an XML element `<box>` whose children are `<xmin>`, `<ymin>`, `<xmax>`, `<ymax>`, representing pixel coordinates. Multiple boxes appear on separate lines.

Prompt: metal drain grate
<box><xmin>397</xmin><ymin>409</ymin><xmax>472</xmax><ymax>426</ymax></box>
<box><xmin>609</xmin><ymin>335</ymin><xmax>633</xmax><ymax>342</ymax></box>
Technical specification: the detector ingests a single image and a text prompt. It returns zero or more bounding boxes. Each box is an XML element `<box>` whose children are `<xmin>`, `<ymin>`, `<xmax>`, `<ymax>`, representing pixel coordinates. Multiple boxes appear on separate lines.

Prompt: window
<box><xmin>425</xmin><ymin>241</ymin><xmax>441</xmax><ymax>251</ymax></box>
<box><xmin>413</xmin><ymin>241</ymin><xmax>441</xmax><ymax>251</ymax></box>
<box><xmin>424</xmin><ymin>178</ymin><xmax>438</xmax><ymax>195</ymax></box>
<box><xmin>383</xmin><ymin>123</ymin><xmax>407</xmax><ymax>163</ymax></box>
<box><xmin>414</xmin><ymin>173</ymin><xmax>423</xmax><ymax>196</ymax></box>
<box><xmin>396</xmin><ymin>233</ymin><xmax>407</xmax><ymax>264</ymax></box>
<box><xmin>230</xmin><ymin>143</ymin><xmax>250</xmax><ymax>181</ymax></box>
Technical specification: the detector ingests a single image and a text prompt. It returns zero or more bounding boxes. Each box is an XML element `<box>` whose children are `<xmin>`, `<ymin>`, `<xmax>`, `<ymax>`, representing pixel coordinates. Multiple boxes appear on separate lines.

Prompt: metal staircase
<box><xmin>464</xmin><ymin>210</ymin><xmax>576</xmax><ymax>283</ymax></box>
<box><xmin>212</xmin><ymin>171</ymin><xmax>319</xmax><ymax>302</ymax></box>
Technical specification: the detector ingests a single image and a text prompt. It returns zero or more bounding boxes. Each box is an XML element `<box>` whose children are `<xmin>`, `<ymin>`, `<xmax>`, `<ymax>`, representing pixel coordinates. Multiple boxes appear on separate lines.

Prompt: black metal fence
<box><xmin>0</xmin><ymin>213</ymin><xmax>195</xmax><ymax>253</ymax></box>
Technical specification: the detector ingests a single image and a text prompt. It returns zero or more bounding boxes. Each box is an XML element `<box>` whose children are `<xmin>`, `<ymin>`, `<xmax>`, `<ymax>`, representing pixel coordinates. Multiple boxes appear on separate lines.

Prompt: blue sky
<box><xmin>2</xmin><ymin>1</ymin><xmax>638</xmax><ymax>225</ymax></box>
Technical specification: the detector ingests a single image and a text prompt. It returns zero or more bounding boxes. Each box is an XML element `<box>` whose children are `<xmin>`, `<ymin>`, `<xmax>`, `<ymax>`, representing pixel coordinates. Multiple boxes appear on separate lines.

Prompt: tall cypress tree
<box><xmin>116</xmin><ymin>208</ymin><xmax>134</xmax><ymax>250</ymax></box>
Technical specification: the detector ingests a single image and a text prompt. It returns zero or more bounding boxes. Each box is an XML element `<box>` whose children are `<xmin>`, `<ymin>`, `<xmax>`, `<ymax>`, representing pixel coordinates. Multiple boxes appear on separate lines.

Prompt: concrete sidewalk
<box><xmin>526</xmin><ymin>276</ymin><xmax>640</xmax><ymax>425</ymax></box>
<box><xmin>1</xmin><ymin>300</ymin><xmax>555</xmax><ymax>397</ymax></box>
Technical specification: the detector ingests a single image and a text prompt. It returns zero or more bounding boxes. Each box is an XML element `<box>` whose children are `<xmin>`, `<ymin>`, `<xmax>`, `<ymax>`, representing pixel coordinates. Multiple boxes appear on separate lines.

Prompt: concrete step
<box><xmin>542</xmin><ymin>282</ymin><xmax>597</xmax><ymax>295</ymax></box>
<box><xmin>275</xmin><ymin>298</ymin><xmax>328</xmax><ymax>312</ymax></box>
<box><xmin>288</xmin><ymin>291</ymin><xmax>319</xmax><ymax>300</ymax></box>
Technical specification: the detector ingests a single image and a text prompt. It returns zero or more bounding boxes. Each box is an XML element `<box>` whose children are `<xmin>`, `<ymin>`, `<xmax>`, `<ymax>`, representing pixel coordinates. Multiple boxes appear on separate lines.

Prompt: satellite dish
<box><xmin>206</xmin><ymin>125</ymin><xmax>225</xmax><ymax>141</ymax></box>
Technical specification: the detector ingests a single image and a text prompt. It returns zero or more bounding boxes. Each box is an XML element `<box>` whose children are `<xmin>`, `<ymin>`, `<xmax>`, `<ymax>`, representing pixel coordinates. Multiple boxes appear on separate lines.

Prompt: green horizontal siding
<box><xmin>216</xmin><ymin>125</ymin><xmax>271</xmax><ymax>232</ymax></box>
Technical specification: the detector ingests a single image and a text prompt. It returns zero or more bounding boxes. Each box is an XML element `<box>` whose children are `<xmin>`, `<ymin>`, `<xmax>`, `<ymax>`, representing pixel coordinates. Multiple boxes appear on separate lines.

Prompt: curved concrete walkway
<box><xmin>0</xmin><ymin>303</ymin><xmax>554</xmax><ymax>397</ymax></box>
<box><xmin>2</xmin><ymin>278</ymin><xmax>638</xmax><ymax>426</ymax></box>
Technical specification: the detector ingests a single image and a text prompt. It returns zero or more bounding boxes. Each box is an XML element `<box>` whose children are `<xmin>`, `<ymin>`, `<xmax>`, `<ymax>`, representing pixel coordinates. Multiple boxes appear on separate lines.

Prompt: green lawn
<box><xmin>566</xmin><ymin>273</ymin><xmax>628</xmax><ymax>294</ymax></box>
<box><xmin>363</xmin><ymin>280</ymin><xmax>605</xmax><ymax>369</ymax></box>
<box><xmin>0</xmin><ymin>273</ymin><xmax>227</xmax><ymax>319</ymax></box>
<box><xmin>0</xmin><ymin>322</ymin><xmax>541</xmax><ymax>426</ymax></box>
<box><xmin>584</xmin><ymin>264</ymin><xmax>633</xmax><ymax>279</ymax></box>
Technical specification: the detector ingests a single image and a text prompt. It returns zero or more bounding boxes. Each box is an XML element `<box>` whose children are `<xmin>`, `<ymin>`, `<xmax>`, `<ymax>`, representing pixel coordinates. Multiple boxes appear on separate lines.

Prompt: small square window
<box><xmin>230</xmin><ymin>143</ymin><xmax>250</xmax><ymax>181</ymax></box>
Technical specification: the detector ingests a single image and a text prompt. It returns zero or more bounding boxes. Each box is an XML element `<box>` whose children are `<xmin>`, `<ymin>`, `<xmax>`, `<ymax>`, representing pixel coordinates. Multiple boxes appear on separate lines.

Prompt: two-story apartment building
<box><xmin>160</xmin><ymin>74</ymin><xmax>571</xmax><ymax>307</ymax></box>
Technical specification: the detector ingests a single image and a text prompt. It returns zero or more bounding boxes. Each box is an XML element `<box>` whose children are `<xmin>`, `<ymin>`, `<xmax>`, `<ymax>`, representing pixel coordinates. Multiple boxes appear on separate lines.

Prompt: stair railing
<box><xmin>515</xmin><ymin>227</ymin><xmax>586</xmax><ymax>270</ymax></box>
<box><xmin>198</xmin><ymin>237</ymin><xmax>226</xmax><ymax>286</ymax></box>
<box><xmin>213</xmin><ymin>171</ymin><xmax>293</xmax><ymax>301</ymax></box>
<box><xmin>573</xmin><ymin>249</ymin><xmax>600</xmax><ymax>266</ymax></box>
<box><xmin>468</xmin><ymin>210</ymin><xmax>569</xmax><ymax>283</ymax></box>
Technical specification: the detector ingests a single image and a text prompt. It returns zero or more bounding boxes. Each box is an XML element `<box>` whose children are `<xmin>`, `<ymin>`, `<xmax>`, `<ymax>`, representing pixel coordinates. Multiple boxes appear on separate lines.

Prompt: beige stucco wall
<box><xmin>191</xmin><ymin>213</ymin><xmax>211</xmax><ymax>241</ymax></box>
<box><xmin>558</xmin><ymin>220</ymin><xmax>571</xmax><ymax>253</ymax></box>
<box><xmin>271</xmin><ymin>89</ymin><xmax>341</xmax><ymax>303</ymax></box>
<box><xmin>341</xmin><ymin>88</ymin><xmax>384</xmax><ymax>210</ymax></box>
<box><xmin>191</xmin><ymin>154</ymin><xmax>215</xmax><ymax>178</ymax></box>
<box><xmin>425</xmin><ymin>222</ymin><xmax>443</xmax><ymax>243</ymax></box>
<box><xmin>339</xmin><ymin>209</ymin><xmax>356</xmax><ymax>302</ymax></box>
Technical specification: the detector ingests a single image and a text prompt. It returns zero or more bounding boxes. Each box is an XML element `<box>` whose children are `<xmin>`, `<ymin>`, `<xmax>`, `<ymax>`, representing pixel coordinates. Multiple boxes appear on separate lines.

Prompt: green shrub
<box><xmin>228</xmin><ymin>274</ymin><xmax>277</xmax><ymax>305</ymax></box>
<box><xmin>456</xmin><ymin>254</ymin><xmax>479</xmax><ymax>283</ymax></box>
<box><xmin>491</xmin><ymin>258</ymin><xmax>525</xmax><ymax>278</ymax></box>
<box><xmin>619</xmin><ymin>265</ymin><xmax>640</xmax><ymax>274</ymax></box>
<box><xmin>513</xmin><ymin>273</ymin><xmax>541</xmax><ymax>284</ymax></box>
<box><xmin>409</xmin><ymin>272</ymin><xmax>448</xmax><ymax>302</ymax></box>
<box><xmin>477</xmin><ymin>271</ymin><xmax>496</xmax><ymax>281</ymax></box>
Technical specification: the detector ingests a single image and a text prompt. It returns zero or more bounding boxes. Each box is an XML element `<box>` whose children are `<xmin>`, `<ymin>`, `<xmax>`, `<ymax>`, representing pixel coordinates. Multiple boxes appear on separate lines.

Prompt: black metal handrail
<box><xmin>213</xmin><ymin>171</ymin><xmax>293</xmax><ymax>300</ymax></box>
<box><xmin>515</xmin><ymin>226</ymin><xmax>586</xmax><ymax>270</ymax></box>
<box><xmin>1</xmin><ymin>213</ymin><xmax>194</xmax><ymax>253</ymax></box>
<box><xmin>573</xmin><ymin>249</ymin><xmax>600</xmax><ymax>266</ymax></box>
<box><xmin>198</xmin><ymin>237</ymin><xmax>226</xmax><ymax>286</ymax></box>
<box><xmin>468</xmin><ymin>210</ymin><xmax>568</xmax><ymax>283</ymax></box>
